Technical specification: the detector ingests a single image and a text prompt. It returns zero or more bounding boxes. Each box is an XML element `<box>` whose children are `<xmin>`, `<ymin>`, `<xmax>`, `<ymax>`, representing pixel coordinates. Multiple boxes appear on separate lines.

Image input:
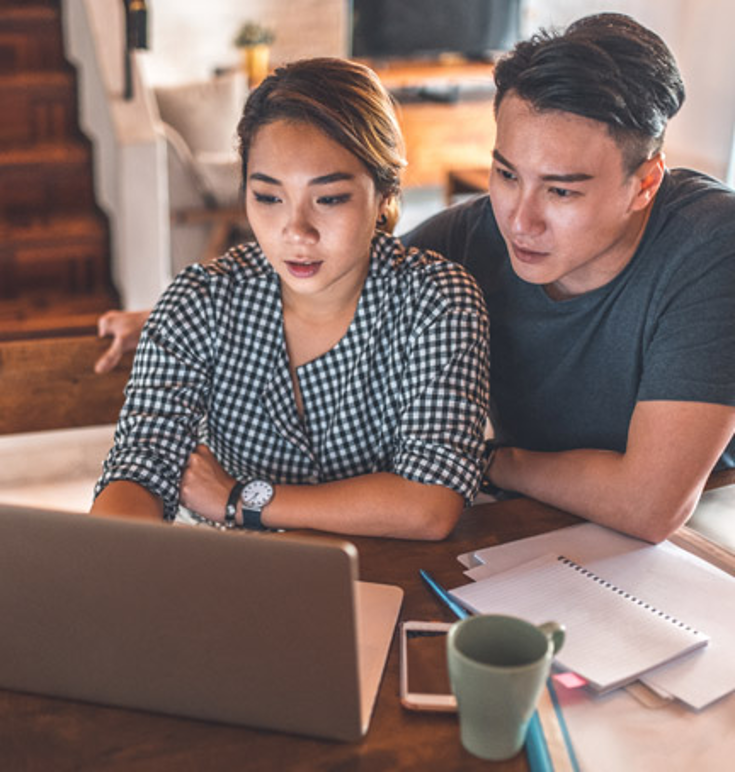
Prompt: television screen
<box><xmin>351</xmin><ymin>0</ymin><xmax>521</xmax><ymax>62</ymax></box>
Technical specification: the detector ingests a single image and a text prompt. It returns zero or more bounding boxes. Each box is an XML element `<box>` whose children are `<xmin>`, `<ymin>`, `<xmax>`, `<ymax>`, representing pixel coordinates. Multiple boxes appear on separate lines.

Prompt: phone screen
<box><xmin>405</xmin><ymin>627</ymin><xmax>453</xmax><ymax>697</ymax></box>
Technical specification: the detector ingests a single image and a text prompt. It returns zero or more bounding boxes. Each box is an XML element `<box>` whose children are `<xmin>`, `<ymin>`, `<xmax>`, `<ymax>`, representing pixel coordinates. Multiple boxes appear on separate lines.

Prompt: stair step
<box><xmin>0</xmin><ymin>72</ymin><xmax>79</xmax><ymax>146</ymax></box>
<box><xmin>0</xmin><ymin>142</ymin><xmax>96</xmax><ymax>220</ymax></box>
<box><xmin>0</xmin><ymin>6</ymin><xmax>66</xmax><ymax>75</ymax></box>
<box><xmin>0</xmin><ymin>141</ymin><xmax>88</xmax><ymax>167</ymax></box>
<box><xmin>0</xmin><ymin>0</ymin><xmax>118</xmax><ymax>334</ymax></box>
<box><xmin>0</xmin><ymin>213</ymin><xmax>112</xmax><ymax>301</ymax></box>
<box><xmin>0</xmin><ymin>213</ymin><xmax>107</xmax><ymax>245</ymax></box>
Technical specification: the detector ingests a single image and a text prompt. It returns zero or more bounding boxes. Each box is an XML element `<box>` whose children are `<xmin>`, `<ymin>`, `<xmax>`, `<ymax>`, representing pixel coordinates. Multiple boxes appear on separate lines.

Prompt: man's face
<box><xmin>489</xmin><ymin>93</ymin><xmax>656</xmax><ymax>299</ymax></box>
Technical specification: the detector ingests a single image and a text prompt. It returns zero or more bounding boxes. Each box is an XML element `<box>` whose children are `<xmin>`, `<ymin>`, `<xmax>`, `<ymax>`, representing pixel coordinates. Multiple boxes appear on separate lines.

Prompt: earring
<box><xmin>376</xmin><ymin>213</ymin><xmax>388</xmax><ymax>228</ymax></box>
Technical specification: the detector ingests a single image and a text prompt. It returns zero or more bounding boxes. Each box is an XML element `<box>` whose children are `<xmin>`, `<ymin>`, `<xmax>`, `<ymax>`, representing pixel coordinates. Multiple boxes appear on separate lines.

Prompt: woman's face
<box><xmin>245</xmin><ymin>119</ymin><xmax>389</xmax><ymax>310</ymax></box>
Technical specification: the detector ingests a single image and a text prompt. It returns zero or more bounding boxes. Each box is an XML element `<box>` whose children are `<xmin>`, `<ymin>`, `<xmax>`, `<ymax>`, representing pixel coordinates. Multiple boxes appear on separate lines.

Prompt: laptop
<box><xmin>0</xmin><ymin>504</ymin><xmax>403</xmax><ymax>742</ymax></box>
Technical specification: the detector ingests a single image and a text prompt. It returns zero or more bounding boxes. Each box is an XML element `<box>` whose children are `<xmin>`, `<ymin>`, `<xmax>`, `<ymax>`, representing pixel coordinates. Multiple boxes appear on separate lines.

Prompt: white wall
<box><xmin>141</xmin><ymin>0</ymin><xmax>347</xmax><ymax>85</ymax></box>
<box><xmin>522</xmin><ymin>0</ymin><xmax>735</xmax><ymax>181</ymax></box>
<box><xmin>139</xmin><ymin>0</ymin><xmax>733</xmax><ymax>182</ymax></box>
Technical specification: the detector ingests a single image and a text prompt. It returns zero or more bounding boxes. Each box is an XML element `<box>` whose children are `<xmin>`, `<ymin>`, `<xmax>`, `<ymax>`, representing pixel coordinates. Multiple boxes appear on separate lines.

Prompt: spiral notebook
<box><xmin>449</xmin><ymin>553</ymin><xmax>710</xmax><ymax>693</ymax></box>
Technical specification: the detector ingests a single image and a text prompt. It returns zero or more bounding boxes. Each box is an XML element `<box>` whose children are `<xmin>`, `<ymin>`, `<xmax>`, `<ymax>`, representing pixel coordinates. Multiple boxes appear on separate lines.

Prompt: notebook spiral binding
<box><xmin>556</xmin><ymin>556</ymin><xmax>703</xmax><ymax>636</ymax></box>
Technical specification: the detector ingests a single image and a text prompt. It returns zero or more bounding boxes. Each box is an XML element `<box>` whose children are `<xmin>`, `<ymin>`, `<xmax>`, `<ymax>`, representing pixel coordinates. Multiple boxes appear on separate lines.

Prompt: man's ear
<box><xmin>631</xmin><ymin>153</ymin><xmax>665</xmax><ymax>212</ymax></box>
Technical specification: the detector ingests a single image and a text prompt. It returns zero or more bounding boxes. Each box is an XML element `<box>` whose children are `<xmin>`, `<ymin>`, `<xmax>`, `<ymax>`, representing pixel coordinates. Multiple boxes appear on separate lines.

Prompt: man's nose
<box><xmin>510</xmin><ymin>193</ymin><xmax>545</xmax><ymax>238</ymax></box>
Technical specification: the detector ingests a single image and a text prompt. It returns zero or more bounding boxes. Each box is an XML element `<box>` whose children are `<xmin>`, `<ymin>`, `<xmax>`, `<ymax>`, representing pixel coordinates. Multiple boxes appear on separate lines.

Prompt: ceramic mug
<box><xmin>447</xmin><ymin>614</ymin><xmax>565</xmax><ymax>761</ymax></box>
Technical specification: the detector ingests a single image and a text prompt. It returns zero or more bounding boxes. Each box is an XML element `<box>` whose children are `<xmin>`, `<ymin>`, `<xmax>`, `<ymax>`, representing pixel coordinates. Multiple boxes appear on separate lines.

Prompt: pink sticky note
<box><xmin>553</xmin><ymin>672</ymin><xmax>588</xmax><ymax>690</ymax></box>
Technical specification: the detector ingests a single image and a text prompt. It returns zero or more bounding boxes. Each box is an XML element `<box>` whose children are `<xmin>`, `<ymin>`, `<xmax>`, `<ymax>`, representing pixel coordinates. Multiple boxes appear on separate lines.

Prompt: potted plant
<box><xmin>233</xmin><ymin>21</ymin><xmax>275</xmax><ymax>87</ymax></box>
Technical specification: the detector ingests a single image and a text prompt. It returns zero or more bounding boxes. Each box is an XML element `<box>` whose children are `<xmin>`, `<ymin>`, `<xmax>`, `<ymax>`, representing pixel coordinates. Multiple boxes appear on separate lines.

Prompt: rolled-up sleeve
<box><xmin>94</xmin><ymin>266</ymin><xmax>215</xmax><ymax>520</ymax></box>
<box><xmin>392</xmin><ymin>266</ymin><xmax>491</xmax><ymax>504</ymax></box>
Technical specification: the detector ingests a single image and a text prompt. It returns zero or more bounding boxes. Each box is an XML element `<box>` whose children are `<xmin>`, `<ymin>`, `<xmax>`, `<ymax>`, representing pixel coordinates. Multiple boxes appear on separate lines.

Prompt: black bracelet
<box><xmin>480</xmin><ymin>440</ymin><xmax>518</xmax><ymax>499</ymax></box>
<box><xmin>225</xmin><ymin>480</ymin><xmax>245</xmax><ymax>529</ymax></box>
<box><xmin>482</xmin><ymin>439</ymin><xmax>502</xmax><ymax>476</ymax></box>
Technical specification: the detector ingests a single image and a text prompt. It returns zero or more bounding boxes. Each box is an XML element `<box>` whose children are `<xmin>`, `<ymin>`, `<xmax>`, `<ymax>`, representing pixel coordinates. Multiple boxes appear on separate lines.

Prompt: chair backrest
<box><xmin>0</xmin><ymin>331</ymin><xmax>132</xmax><ymax>434</ymax></box>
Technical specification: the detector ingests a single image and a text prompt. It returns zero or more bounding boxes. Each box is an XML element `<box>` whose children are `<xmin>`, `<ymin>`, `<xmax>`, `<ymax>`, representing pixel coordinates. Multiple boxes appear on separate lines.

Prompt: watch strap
<box><xmin>225</xmin><ymin>480</ymin><xmax>245</xmax><ymax>529</ymax></box>
<box><xmin>240</xmin><ymin>505</ymin><xmax>268</xmax><ymax>531</ymax></box>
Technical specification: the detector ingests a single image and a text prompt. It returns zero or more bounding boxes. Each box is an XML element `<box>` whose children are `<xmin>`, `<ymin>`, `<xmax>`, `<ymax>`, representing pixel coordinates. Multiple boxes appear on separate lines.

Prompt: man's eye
<box><xmin>550</xmin><ymin>187</ymin><xmax>577</xmax><ymax>199</ymax></box>
<box><xmin>495</xmin><ymin>167</ymin><xmax>516</xmax><ymax>182</ymax></box>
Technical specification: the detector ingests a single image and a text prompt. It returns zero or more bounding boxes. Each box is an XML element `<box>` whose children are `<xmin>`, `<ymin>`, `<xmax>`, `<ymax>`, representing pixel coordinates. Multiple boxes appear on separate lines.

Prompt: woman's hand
<box><xmin>180</xmin><ymin>444</ymin><xmax>235</xmax><ymax>521</ymax></box>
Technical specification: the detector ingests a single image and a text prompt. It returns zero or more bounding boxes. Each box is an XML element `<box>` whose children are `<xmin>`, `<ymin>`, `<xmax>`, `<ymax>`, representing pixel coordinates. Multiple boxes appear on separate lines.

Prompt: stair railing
<box><xmin>123</xmin><ymin>0</ymin><xmax>149</xmax><ymax>100</ymax></box>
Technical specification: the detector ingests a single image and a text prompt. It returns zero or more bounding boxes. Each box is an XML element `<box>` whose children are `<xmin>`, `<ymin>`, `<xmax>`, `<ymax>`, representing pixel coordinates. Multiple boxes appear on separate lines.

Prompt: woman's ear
<box><xmin>377</xmin><ymin>194</ymin><xmax>399</xmax><ymax>233</ymax></box>
<box><xmin>631</xmin><ymin>153</ymin><xmax>665</xmax><ymax>212</ymax></box>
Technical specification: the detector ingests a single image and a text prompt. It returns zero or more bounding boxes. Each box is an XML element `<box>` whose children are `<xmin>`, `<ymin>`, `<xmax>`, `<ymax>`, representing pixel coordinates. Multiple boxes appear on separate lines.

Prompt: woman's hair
<box><xmin>493</xmin><ymin>13</ymin><xmax>685</xmax><ymax>174</ymax></box>
<box><xmin>237</xmin><ymin>57</ymin><xmax>406</xmax><ymax>232</ymax></box>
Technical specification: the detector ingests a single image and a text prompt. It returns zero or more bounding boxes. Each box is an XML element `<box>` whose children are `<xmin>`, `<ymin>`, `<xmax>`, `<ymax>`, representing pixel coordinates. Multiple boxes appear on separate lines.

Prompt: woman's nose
<box><xmin>283</xmin><ymin>209</ymin><xmax>318</xmax><ymax>244</ymax></box>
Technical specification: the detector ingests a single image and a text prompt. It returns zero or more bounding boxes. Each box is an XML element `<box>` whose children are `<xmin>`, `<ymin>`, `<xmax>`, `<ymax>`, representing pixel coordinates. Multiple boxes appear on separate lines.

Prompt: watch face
<box><xmin>242</xmin><ymin>479</ymin><xmax>274</xmax><ymax>509</ymax></box>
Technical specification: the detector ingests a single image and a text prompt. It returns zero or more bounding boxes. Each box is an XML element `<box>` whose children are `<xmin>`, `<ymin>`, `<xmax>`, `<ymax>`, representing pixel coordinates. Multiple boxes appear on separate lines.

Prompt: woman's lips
<box><xmin>285</xmin><ymin>260</ymin><xmax>322</xmax><ymax>278</ymax></box>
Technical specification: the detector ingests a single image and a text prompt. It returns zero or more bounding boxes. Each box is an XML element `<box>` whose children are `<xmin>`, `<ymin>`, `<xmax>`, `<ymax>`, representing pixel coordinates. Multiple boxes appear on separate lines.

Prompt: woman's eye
<box><xmin>495</xmin><ymin>167</ymin><xmax>516</xmax><ymax>182</ymax></box>
<box><xmin>317</xmin><ymin>193</ymin><xmax>352</xmax><ymax>206</ymax></box>
<box><xmin>253</xmin><ymin>192</ymin><xmax>280</xmax><ymax>204</ymax></box>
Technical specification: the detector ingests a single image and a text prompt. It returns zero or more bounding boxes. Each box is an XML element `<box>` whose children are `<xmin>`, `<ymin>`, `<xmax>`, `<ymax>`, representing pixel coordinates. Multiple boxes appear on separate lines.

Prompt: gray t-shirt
<box><xmin>402</xmin><ymin>169</ymin><xmax>734</xmax><ymax>463</ymax></box>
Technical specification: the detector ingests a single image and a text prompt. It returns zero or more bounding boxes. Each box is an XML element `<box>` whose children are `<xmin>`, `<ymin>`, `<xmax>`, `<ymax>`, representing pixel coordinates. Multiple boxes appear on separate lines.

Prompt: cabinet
<box><xmin>368</xmin><ymin>59</ymin><xmax>497</xmax><ymax>188</ymax></box>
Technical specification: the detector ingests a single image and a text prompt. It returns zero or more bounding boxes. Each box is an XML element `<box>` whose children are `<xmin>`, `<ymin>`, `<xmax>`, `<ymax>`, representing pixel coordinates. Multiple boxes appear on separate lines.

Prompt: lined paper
<box><xmin>450</xmin><ymin>554</ymin><xmax>709</xmax><ymax>693</ymax></box>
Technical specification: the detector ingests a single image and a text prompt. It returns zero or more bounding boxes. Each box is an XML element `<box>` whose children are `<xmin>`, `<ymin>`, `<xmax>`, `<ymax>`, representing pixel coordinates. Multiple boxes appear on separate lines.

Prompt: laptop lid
<box><xmin>0</xmin><ymin>504</ymin><xmax>402</xmax><ymax>742</ymax></box>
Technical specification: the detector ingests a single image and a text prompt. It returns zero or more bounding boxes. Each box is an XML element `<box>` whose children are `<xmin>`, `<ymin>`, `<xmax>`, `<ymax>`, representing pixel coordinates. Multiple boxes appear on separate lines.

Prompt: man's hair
<box><xmin>493</xmin><ymin>13</ymin><xmax>686</xmax><ymax>173</ymax></box>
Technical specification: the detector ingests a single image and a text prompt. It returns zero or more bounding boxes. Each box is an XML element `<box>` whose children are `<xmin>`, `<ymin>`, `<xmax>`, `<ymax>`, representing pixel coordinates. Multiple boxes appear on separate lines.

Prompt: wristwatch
<box><xmin>239</xmin><ymin>478</ymin><xmax>275</xmax><ymax>531</ymax></box>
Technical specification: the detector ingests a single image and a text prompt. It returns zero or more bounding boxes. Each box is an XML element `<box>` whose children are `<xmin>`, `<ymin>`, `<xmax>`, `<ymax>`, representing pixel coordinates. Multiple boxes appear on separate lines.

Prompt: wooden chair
<box><xmin>0</xmin><ymin>329</ymin><xmax>133</xmax><ymax>435</ymax></box>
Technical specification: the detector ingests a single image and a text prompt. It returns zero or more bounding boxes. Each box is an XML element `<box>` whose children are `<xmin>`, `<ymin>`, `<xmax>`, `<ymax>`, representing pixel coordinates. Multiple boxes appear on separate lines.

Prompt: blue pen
<box><xmin>419</xmin><ymin>569</ymin><xmax>554</xmax><ymax>772</ymax></box>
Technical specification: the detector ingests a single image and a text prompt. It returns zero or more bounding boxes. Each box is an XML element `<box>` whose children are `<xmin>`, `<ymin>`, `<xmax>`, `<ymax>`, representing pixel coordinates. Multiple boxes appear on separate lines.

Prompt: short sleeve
<box><xmin>638</xmin><ymin>223</ymin><xmax>734</xmax><ymax>406</ymax></box>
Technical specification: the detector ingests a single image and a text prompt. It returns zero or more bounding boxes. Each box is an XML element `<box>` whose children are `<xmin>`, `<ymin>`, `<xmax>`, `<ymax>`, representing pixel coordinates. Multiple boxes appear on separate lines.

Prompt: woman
<box><xmin>91</xmin><ymin>58</ymin><xmax>490</xmax><ymax>540</ymax></box>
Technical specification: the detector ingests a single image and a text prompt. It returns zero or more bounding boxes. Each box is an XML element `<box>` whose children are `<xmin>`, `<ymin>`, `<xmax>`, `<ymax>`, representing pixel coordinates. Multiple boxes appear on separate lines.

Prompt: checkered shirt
<box><xmin>95</xmin><ymin>233</ymin><xmax>491</xmax><ymax>521</ymax></box>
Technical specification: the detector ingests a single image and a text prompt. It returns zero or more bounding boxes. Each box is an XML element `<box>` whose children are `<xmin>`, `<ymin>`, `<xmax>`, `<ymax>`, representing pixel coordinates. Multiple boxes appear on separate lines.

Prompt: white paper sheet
<box><xmin>456</xmin><ymin>523</ymin><xmax>735</xmax><ymax>709</ymax></box>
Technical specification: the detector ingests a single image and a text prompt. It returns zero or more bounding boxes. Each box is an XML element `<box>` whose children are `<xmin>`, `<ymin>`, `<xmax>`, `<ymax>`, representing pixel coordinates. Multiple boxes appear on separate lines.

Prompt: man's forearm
<box><xmin>489</xmin><ymin>446</ymin><xmax>699</xmax><ymax>543</ymax></box>
<box><xmin>489</xmin><ymin>401</ymin><xmax>734</xmax><ymax>544</ymax></box>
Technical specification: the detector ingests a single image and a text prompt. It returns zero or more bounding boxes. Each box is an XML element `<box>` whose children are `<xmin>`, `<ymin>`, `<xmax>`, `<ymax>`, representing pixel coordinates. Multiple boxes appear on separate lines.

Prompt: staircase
<box><xmin>0</xmin><ymin>0</ymin><xmax>119</xmax><ymax>340</ymax></box>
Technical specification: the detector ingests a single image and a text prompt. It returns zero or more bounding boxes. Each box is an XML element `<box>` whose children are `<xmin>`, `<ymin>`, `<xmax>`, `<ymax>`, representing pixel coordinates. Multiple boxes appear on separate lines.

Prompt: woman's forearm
<box><xmin>90</xmin><ymin>480</ymin><xmax>164</xmax><ymax>522</ymax></box>
<box><xmin>263</xmin><ymin>473</ymin><xmax>463</xmax><ymax>541</ymax></box>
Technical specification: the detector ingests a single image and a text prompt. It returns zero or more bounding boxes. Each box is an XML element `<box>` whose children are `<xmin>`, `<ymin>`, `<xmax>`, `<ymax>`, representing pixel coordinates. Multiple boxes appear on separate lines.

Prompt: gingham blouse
<box><xmin>95</xmin><ymin>233</ymin><xmax>491</xmax><ymax>521</ymax></box>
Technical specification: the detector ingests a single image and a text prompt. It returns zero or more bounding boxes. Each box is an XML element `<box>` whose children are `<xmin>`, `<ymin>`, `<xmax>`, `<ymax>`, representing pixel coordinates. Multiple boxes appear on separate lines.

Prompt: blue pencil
<box><xmin>419</xmin><ymin>569</ymin><xmax>553</xmax><ymax>772</ymax></box>
<box><xmin>419</xmin><ymin>569</ymin><xmax>471</xmax><ymax>620</ymax></box>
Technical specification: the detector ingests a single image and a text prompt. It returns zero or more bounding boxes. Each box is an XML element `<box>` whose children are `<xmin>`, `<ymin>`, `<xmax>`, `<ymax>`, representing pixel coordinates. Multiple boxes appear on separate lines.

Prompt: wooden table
<box><xmin>0</xmin><ymin>496</ymin><xmax>731</xmax><ymax>771</ymax></box>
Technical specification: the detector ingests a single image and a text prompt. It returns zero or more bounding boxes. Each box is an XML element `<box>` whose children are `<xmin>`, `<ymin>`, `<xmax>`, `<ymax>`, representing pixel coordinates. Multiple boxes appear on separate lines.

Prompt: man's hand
<box><xmin>180</xmin><ymin>444</ymin><xmax>234</xmax><ymax>522</ymax></box>
<box><xmin>94</xmin><ymin>310</ymin><xmax>150</xmax><ymax>374</ymax></box>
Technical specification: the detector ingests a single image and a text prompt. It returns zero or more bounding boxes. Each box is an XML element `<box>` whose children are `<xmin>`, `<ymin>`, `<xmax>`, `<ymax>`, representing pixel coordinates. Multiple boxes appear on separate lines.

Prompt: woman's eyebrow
<box><xmin>248</xmin><ymin>171</ymin><xmax>355</xmax><ymax>185</ymax></box>
<box><xmin>309</xmin><ymin>172</ymin><xmax>355</xmax><ymax>185</ymax></box>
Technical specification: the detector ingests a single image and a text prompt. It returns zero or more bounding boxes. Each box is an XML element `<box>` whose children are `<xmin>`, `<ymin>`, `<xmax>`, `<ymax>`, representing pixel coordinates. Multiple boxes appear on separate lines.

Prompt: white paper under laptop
<box><xmin>0</xmin><ymin>504</ymin><xmax>402</xmax><ymax>742</ymax></box>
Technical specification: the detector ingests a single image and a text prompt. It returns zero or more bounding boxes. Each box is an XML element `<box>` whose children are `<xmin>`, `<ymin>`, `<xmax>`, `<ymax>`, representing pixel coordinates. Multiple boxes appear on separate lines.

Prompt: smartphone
<box><xmin>399</xmin><ymin>621</ymin><xmax>457</xmax><ymax>712</ymax></box>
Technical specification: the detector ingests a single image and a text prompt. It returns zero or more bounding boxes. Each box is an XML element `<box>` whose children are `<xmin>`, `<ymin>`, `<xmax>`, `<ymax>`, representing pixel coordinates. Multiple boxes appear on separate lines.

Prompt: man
<box><xmin>96</xmin><ymin>14</ymin><xmax>734</xmax><ymax>543</ymax></box>
<box><xmin>402</xmin><ymin>13</ymin><xmax>734</xmax><ymax>542</ymax></box>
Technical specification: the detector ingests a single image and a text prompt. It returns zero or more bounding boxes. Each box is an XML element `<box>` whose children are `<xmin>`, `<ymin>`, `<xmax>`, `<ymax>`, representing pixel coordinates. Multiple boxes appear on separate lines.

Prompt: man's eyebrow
<box><xmin>493</xmin><ymin>149</ymin><xmax>593</xmax><ymax>183</ymax></box>
<box><xmin>248</xmin><ymin>171</ymin><xmax>355</xmax><ymax>185</ymax></box>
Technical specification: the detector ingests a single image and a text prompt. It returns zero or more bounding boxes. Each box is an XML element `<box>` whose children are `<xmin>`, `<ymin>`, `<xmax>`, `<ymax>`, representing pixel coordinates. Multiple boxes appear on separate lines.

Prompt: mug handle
<box><xmin>539</xmin><ymin>621</ymin><xmax>565</xmax><ymax>654</ymax></box>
